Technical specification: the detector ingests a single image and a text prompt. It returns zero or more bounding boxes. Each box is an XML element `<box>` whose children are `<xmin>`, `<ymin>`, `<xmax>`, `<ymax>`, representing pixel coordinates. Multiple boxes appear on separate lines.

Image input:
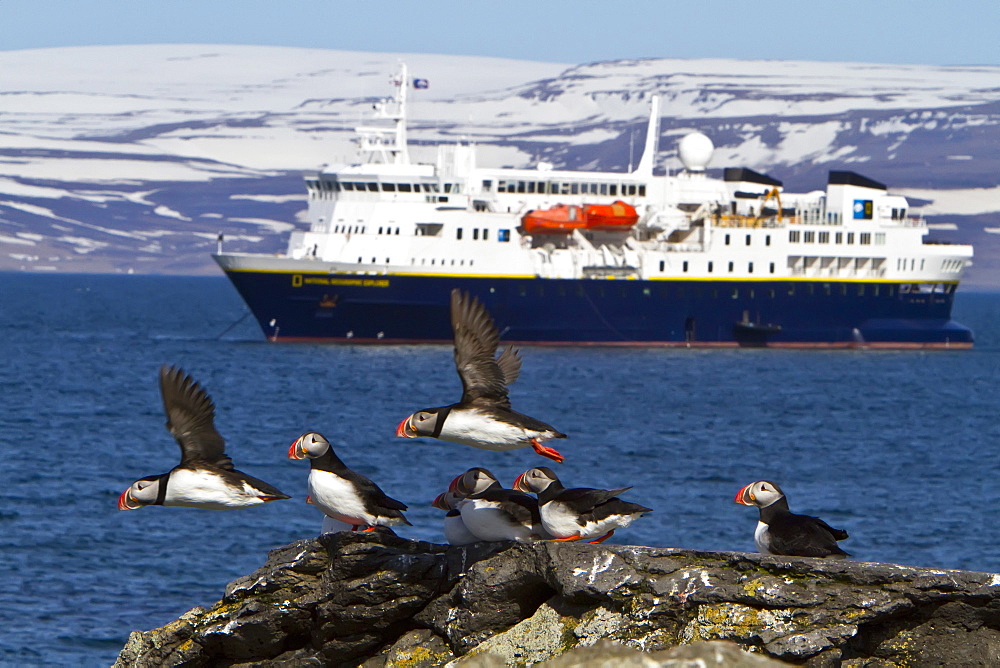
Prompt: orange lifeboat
<box><xmin>522</xmin><ymin>201</ymin><xmax>639</xmax><ymax>234</ymax></box>
<box><xmin>521</xmin><ymin>204</ymin><xmax>587</xmax><ymax>234</ymax></box>
<box><xmin>584</xmin><ymin>200</ymin><xmax>639</xmax><ymax>230</ymax></box>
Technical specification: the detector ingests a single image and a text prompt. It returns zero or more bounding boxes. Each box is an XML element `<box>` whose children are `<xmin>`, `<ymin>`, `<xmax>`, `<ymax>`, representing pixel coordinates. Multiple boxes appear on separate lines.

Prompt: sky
<box><xmin>1</xmin><ymin>0</ymin><xmax>998</xmax><ymax>67</ymax></box>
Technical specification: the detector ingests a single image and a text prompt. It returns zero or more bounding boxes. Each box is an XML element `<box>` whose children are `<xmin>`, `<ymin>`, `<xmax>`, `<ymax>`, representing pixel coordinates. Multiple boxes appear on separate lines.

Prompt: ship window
<box><xmin>847</xmin><ymin>233</ymin><xmax>855</xmax><ymax>244</ymax></box>
<box><xmin>482</xmin><ymin>180</ymin><xmax>492</xmax><ymax>191</ymax></box>
<box><xmin>731</xmin><ymin>288</ymin><xmax>739</xmax><ymax>299</ymax></box>
<box><xmin>415</xmin><ymin>223</ymin><xmax>444</xmax><ymax>237</ymax></box>
<box><xmin>746</xmin><ymin>234</ymin><xmax>751</xmax><ymax>246</ymax></box>
<box><xmin>366</xmin><ymin>183</ymin><xmax>378</xmax><ymax>192</ymax></box>
<box><xmin>748</xmin><ymin>262</ymin><xmax>754</xmax><ymax>273</ymax></box>
<box><xmin>518</xmin><ymin>285</ymin><xmax>527</xmax><ymax>297</ymax></box>
<box><xmin>358</xmin><ymin>257</ymin><xmax>363</xmax><ymax>263</ymax></box>
<box><xmin>517</xmin><ymin>181</ymin><xmax>526</xmax><ymax>193</ymax></box>
<box><xmin>804</xmin><ymin>231</ymin><xmax>815</xmax><ymax>243</ymax></box>
<box><xmin>789</xmin><ymin>230</ymin><xmax>800</xmax><ymax>242</ymax></box>
<box><xmin>766</xmin><ymin>235</ymin><xmax>771</xmax><ymax>246</ymax></box>
<box><xmin>431</xmin><ymin>259</ymin><xmax>435</xmax><ymax>265</ymax></box>
<box><xmin>728</xmin><ymin>261</ymin><xmax>734</xmax><ymax>272</ymax></box>
<box><xmin>498</xmin><ymin>229</ymin><xmax>510</xmax><ymax>242</ymax></box>
<box><xmin>639</xmin><ymin>185</ymin><xmax>646</xmax><ymax>196</ymax></box>
<box><xmin>835</xmin><ymin>232</ymin><xmax>843</xmax><ymax>243</ymax></box>
<box><xmin>342</xmin><ymin>182</ymin><xmax>354</xmax><ymax>191</ymax></box>
<box><xmin>383</xmin><ymin>183</ymin><xmax>396</xmax><ymax>192</ymax></box>
<box><xmin>473</xmin><ymin>229</ymin><xmax>479</xmax><ymax>240</ymax></box>
<box><xmin>483</xmin><ymin>229</ymin><xmax>489</xmax><ymax>241</ymax></box>
<box><xmin>725</xmin><ymin>234</ymin><xmax>731</xmax><ymax>246</ymax></box>
<box><xmin>858</xmin><ymin>285</ymin><xmax>865</xmax><ymax>296</ymax></box>
<box><xmin>659</xmin><ymin>260</ymin><xmax>665</xmax><ymax>271</ymax></box>
<box><xmin>569</xmin><ymin>182</ymin><xmax>580</xmax><ymax>195</ymax></box>
<box><xmin>397</xmin><ymin>183</ymin><xmax>410</xmax><ymax>192</ymax></box>
<box><xmin>372</xmin><ymin>257</ymin><xmax>376</xmax><ymax>263</ymax></box>
<box><xmin>599</xmin><ymin>183</ymin><xmax>609</xmax><ymax>195</ymax></box>
<box><xmin>875</xmin><ymin>232</ymin><xmax>886</xmax><ymax>244</ymax></box>
<box><xmin>457</xmin><ymin>228</ymin><xmax>463</xmax><ymax>240</ymax></box>
<box><xmin>708</xmin><ymin>261</ymin><xmax>713</xmax><ymax>273</ymax></box>
<box><xmin>609</xmin><ymin>184</ymin><xmax>618</xmax><ymax>196</ymax></box>
<box><xmin>841</xmin><ymin>284</ymin><xmax>847</xmax><ymax>296</ymax></box>
<box><xmin>683</xmin><ymin>261</ymin><xmax>688</xmax><ymax>272</ymax></box>
<box><xmin>824</xmin><ymin>284</ymin><xmax>831</xmax><ymax>296</ymax></box>
<box><xmin>378</xmin><ymin>227</ymin><xmax>383</xmax><ymax>234</ymax></box>
<box><xmin>396</xmin><ymin>227</ymin><xmax>400</xmax><ymax>235</ymax></box>
<box><xmin>769</xmin><ymin>262</ymin><xmax>775</xmax><ymax>274</ymax></box>
<box><xmin>860</xmin><ymin>233</ymin><xmax>871</xmax><ymax>245</ymax></box>
<box><xmin>643</xmin><ymin>287</ymin><xmax>651</xmax><ymax>296</ymax></box>
<box><xmin>787</xmin><ymin>284</ymin><xmax>795</xmax><ymax>296</ymax></box>
<box><xmin>874</xmin><ymin>285</ymin><xmax>880</xmax><ymax>296</ymax></box>
<box><xmin>819</xmin><ymin>231</ymin><xmax>829</xmax><ymax>243</ymax></box>
<box><xmin>526</xmin><ymin>181</ymin><xmax>535</xmax><ymax>194</ymax></box>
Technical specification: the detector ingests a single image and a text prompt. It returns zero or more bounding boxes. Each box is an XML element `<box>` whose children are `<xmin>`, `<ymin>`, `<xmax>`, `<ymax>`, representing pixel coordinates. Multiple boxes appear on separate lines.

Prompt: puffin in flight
<box><xmin>735</xmin><ymin>480</ymin><xmax>850</xmax><ymax>558</ymax></box>
<box><xmin>431</xmin><ymin>490</ymin><xmax>479</xmax><ymax>546</ymax></box>
<box><xmin>396</xmin><ymin>289</ymin><xmax>567</xmax><ymax>463</ymax></box>
<box><xmin>448</xmin><ymin>467</ymin><xmax>546</xmax><ymax>542</ymax></box>
<box><xmin>513</xmin><ymin>467</ymin><xmax>651</xmax><ymax>543</ymax></box>
<box><xmin>288</xmin><ymin>431</ymin><xmax>410</xmax><ymax>532</ymax></box>
<box><xmin>118</xmin><ymin>365</ymin><xmax>290</xmax><ymax>511</ymax></box>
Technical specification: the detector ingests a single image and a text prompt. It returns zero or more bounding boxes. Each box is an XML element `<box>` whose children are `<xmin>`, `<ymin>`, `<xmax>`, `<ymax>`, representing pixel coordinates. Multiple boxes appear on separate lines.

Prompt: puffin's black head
<box><xmin>512</xmin><ymin>467</ymin><xmax>560</xmax><ymax>494</ymax></box>
<box><xmin>288</xmin><ymin>431</ymin><xmax>331</xmax><ymax>460</ymax></box>
<box><xmin>396</xmin><ymin>408</ymin><xmax>447</xmax><ymax>439</ymax></box>
<box><xmin>734</xmin><ymin>480</ymin><xmax>785</xmax><ymax>508</ymax></box>
<box><xmin>117</xmin><ymin>475</ymin><xmax>163</xmax><ymax>510</ymax></box>
<box><xmin>448</xmin><ymin>467</ymin><xmax>499</xmax><ymax>496</ymax></box>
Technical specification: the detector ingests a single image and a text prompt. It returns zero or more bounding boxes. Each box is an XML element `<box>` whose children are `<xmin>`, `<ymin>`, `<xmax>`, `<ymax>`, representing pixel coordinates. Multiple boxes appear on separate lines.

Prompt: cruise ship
<box><xmin>214</xmin><ymin>65</ymin><xmax>974</xmax><ymax>348</ymax></box>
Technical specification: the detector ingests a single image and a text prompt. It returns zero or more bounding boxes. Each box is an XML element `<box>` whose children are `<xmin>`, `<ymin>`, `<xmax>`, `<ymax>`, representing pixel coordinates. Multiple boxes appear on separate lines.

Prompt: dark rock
<box><xmin>115</xmin><ymin>534</ymin><xmax>1000</xmax><ymax>667</ymax></box>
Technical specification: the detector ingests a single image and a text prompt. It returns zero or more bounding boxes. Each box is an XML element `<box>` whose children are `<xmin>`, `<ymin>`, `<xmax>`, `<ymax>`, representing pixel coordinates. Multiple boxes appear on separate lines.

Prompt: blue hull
<box><xmin>220</xmin><ymin>270</ymin><xmax>973</xmax><ymax>348</ymax></box>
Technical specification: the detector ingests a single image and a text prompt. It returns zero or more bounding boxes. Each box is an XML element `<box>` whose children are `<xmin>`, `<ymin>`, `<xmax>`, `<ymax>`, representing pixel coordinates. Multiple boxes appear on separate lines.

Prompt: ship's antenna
<box><xmin>633</xmin><ymin>95</ymin><xmax>660</xmax><ymax>177</ymax></box>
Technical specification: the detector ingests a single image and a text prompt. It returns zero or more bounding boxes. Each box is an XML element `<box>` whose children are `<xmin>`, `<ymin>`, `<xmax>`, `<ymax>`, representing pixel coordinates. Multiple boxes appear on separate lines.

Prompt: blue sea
<box><xmin>2</xmin><ymin>272</ymin><xmax>1000</xmax><ymax>665</ymax></box>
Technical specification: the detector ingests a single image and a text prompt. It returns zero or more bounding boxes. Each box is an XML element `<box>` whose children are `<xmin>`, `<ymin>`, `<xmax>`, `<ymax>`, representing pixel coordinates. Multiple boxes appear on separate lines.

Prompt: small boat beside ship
<box><xmin>214</xmin><ymin>64</ymin><xmax>974</xmax><ymax>348</ymax></box>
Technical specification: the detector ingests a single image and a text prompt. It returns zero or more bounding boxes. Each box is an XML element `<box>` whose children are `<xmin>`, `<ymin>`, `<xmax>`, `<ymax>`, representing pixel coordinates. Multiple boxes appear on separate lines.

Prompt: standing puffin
<box><xmin>448</xmin><ymin>467</ymin><xmax>545</xmax><ymax>542</ymax></box>
<box><xmin>118</xmin><ymin>365</ymin><xmax>291</xmax><ymax>511</ymax></box>
<box><xmin>734</xmin><ymin>480</ymin><xmax>850</xmax><ymax>558</ymax></box>
<box><xmin>288</xmin><ymin>431</ymin><xmax>410</xmax><ymax>531</ymax></box>
<box><xmin>431</xmin><ymin>490</ymin><xmax>479</xmax><ymax>545</ymax></box>
<box><xmin>513</xmin><ymin>467</ymin><xmax>651</xmax><ymax>543</ymax></box>
<box><xmin>396</xmin><ymin>289</ymin><xmax>567</xmax><ymax>463</ymax></box>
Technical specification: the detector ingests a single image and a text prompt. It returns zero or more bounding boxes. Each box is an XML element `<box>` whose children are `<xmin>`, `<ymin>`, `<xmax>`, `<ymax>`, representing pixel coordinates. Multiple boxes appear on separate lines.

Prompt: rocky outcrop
<box><xmin>115</xmin><ymin>532</ymin><xmax>1000</xmax><ymax>667</ymax></box>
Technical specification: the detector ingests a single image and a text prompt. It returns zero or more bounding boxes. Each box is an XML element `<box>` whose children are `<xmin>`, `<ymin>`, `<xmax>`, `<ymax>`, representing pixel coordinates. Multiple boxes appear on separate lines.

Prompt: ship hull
<box><xmin>217</xmin><ymin>265</ymin><xmax>973</xmax><ymax>348</ymax></box>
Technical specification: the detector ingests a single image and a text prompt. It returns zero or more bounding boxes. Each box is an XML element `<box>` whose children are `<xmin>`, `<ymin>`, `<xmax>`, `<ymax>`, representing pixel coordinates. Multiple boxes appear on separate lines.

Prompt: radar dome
<box><xmin>678</xmin><ymin>132</ymin><xmax>714</xmax><ymax>172</ymax></box>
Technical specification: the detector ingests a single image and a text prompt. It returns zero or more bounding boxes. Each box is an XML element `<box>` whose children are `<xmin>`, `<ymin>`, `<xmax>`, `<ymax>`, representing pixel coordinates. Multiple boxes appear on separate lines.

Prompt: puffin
<box><xmin>513</xmin><ymin>467</ymin><xmax>651</xmax><ymax>543</ymax></box>
<box><xmin>734</xmin><ymin>480</ymin><xmax>850</xmax><ymax>558</ymax></box>
<box><xmin>448</xmin><ymin>467</ymin><xmax>545</xmax><ymax>542</ymax></box>
<box><xmin>118</xmin><ymin>365</ymin><xmax>291</xmax><ymax>511</ymax></box>
<box><xmin>396</xmin><ymin>289</ymin><xmax>567</xmax><ymax>463</ymax></box>
<box><xmin>431</xmin><ymin>490</ymin><xmax>479</xmax><ymax>545</ymax></box>
<box><xmin>288</xmin><ymin>431</ymin><xmax>410</xmax><ymax>531</ymax></box>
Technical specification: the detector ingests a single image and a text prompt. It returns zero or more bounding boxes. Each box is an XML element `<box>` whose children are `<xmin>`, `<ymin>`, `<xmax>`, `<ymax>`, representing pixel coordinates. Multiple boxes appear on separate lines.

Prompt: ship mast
<box><xmin>355</xmin><ymin>62</ymin><xmax>411</xmax><ymax>165</ymax></box>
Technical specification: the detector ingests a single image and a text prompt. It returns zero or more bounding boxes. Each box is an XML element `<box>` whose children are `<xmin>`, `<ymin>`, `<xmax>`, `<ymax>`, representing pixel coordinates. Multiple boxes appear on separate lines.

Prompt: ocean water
<box><xmin>2</xmin><ymin>272</ymin><xmax>1000</xmax><ymax>665</ymax></box>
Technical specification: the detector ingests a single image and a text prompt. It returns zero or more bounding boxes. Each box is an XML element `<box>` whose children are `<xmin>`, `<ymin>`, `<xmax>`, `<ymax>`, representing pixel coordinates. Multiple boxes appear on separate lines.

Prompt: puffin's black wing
<box><xmin>475</xmin><ymin>488</ymin><xmax>540</xmax><ymax>526</ymax></box>
<box><xmin>553</xmin><ymin>487</ymin><xmax>633</xmax><ymax>513</ymax></box>
<box><xmin>450</xmin><ymin>289</ymin><xmax>511</xmax><ymax>407</ymax></box>
<box><xmin>339</xmin><ymin>468</ymin><xmax>410</xmax><ymax>515</ymax></box>
<box><xmin>159</xmin><ymin>365</ymin><xmax>233</xmax><ymax>470</ymax></box>
<box><xmin>495</xmin><ymin>344</ymin><xmax>522</xmax><ymax>386</ymax></box>
<box><xmin>770</xmin><ymin>514</ymin><xmax>850</xmax><ymax>558</ymax></box>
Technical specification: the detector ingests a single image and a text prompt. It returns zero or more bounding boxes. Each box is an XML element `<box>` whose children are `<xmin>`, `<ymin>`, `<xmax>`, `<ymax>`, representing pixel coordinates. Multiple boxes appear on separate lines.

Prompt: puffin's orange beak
<box><xmin>448</xmin><ymin>474</ymin><xmax>463</xmax><ymax>494</ymax></box>
<box><xmin>512</xmin><ymin>472</ymin><xmax>528</xmax><ymax>493</ymax></box>
<box><xmin>734</xmin><ymin>484</ymin><xmax>754</xmax><ymax>505</ymax></box>
<box><xmin>118</xmin><ymin>489</ymin><xmax>137</xmax><ymax>511</ymax></box>
<box><xmin>431</xmin><ymin>492</ymin><xmax>448</xmax><ymax>510</ymax></box>
<box><xmin>288</xmin><ymin>438</ymin><xmax>304</xmax><ymax>459</ymax></box>
<box><xmin>396</xmin><ymin>416</ymin><xmax>415</xmax><ymax>438</ymax></box>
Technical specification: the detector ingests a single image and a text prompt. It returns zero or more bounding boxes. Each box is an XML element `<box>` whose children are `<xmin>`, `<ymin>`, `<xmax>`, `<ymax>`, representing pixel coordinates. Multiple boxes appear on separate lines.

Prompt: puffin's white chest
<box><xmin>308</xmin><ymin>470</ymin><xmax>370</xmax><ymax>525</ymax></box>
<box><xmin>754</xmin><ymin>521</ymin><xmax>774</xmax><ymax>554</ymax></box>
<box><xmin>164</xmin><ymin>469</ymin><xmax>262</xmax><ymax>509</ymax></box>
<box><xmin>438</xmin><ymin>409</ymin><xmax>543</xmax><ymax>451</ymax></box>
<box><xmin>443</xmin><ymin>512</ymin><xmax>479</xmax><ymax>545</ymax></box>
<box><xmin>458</xmin><ymin>498</ymin><xmax>533</xmax><ymax>541</ymax></box>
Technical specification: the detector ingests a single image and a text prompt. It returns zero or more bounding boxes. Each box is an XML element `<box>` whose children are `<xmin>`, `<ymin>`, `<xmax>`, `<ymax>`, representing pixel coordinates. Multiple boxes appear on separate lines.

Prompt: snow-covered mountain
<box><xmin>1</xmin><ymin>45</ymin><xmax>998</xmax><ymax>286</ymax></box>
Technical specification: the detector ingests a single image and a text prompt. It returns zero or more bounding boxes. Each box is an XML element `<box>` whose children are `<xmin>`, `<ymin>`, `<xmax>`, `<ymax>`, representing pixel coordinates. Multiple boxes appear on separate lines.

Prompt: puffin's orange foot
<box><xmin>552</xmin><ymin>535</ymin><xmax>583</xmax><ymax>542</ymax></box>
<box><xmin>589</xmin><ymin>530</ymin><xmax>615</xmax><ymax>544</ymax></box>
<box><xmin>306</xmin><ymin>495</ymin><xmax>314</xmax><ymax>505</ymax></box>
<box><xmin>361</xmin><ymin>526</ymin><xmax>377</xmax><ymax>533</ymax></box>
<box><xmin>531</xmin><ymin>438</ymin><xmax>564</xmax><ymax>463</ymax></box>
